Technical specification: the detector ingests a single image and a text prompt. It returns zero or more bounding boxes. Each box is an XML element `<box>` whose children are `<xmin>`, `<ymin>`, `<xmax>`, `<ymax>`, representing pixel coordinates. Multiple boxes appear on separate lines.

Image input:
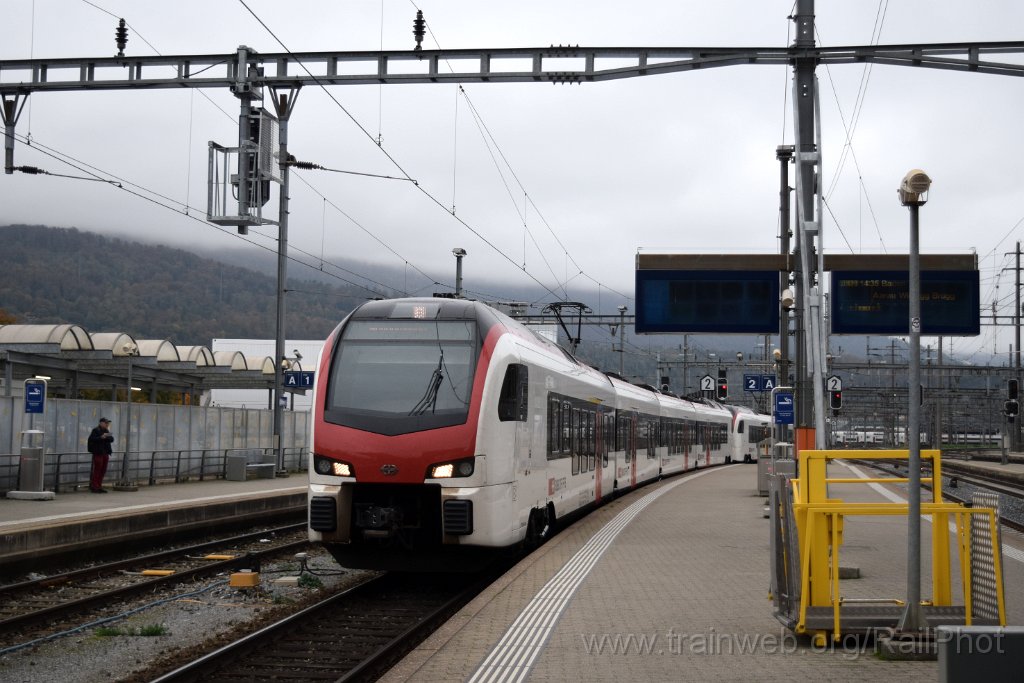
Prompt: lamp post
<box><xmin>453</xmin><ymin>248</ymin><xmax>467</xmax><ymax>298</ymax></box>
<box><xmin>896</xmin><ymin>168</ymin><xmax>931</xmax><ymax>634</ymax></box>
<box><xmin>617</xmin><ymin>305</ymin><xmax>628</xmax><ymax>376</ymax></box>
<box><xmin>115</xmin><ymin>341</ymin><xmax>140</xmax><ymax>490</ymax></box>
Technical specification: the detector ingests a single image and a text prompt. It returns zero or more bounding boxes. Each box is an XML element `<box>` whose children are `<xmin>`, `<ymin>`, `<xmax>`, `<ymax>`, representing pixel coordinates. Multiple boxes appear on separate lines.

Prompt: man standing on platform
<box><xmin>87</xmin><ymin>417</ymin><xmax>114</xmax><ymax>493</ymax></box>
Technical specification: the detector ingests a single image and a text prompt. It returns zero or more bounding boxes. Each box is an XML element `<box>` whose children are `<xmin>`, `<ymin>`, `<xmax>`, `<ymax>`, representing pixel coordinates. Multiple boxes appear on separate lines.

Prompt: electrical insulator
<box><xmin>413</xmin><ymin>10</ymin><xmax>426</xmax><ymax>51</ymax></box>
<box><xmin>115</xmin><ymin>19</ymin><xmax>129</xmax><ymax>58</ymax></box>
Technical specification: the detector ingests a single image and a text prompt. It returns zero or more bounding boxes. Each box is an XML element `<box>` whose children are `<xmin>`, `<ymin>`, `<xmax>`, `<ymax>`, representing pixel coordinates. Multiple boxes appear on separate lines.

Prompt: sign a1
<box><xmin>283</xmin><ymin>371</ymin><xmax>316</xmax><ymax>388</ymax></box>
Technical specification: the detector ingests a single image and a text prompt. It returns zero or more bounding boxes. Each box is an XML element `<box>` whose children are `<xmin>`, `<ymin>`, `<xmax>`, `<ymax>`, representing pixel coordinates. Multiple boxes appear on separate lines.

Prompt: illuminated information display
<box><xmin>830</xmin><ymin>270</ymin><xmax>979</xmax><ymax>335</ymax></box>
<box><xmin>635</xmin><ymin>269</ymin><xmax>780</xmax><ymax>334</ymax></box>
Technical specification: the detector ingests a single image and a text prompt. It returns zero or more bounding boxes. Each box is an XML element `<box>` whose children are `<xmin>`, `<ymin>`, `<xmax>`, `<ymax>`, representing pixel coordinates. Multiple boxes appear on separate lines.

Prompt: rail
<box><xmin>769</xmin><ymin>449</ymin><xmax>1006</xmax><ymax>645</ymax></box>
<box><xmin>1</xmin><ymin>447</ymin><xmax>308</xmax><ymax>493</ymax></box>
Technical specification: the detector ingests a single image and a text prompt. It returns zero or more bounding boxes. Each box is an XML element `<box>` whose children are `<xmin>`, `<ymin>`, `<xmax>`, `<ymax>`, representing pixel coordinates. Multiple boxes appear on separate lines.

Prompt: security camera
<box><xmin>781</xmin><ymin>288</ymin><xmax>795</xmax><ymax>309</ymax></box>
<box><xmin>452</xmin><ymin>247</ymin><xmax>467</xmax><ymax>257</ymax></box>
<box><xmin>293</xmin><ymin>350</ymin><xmax>303</xmax><ymax>361</ymax></box>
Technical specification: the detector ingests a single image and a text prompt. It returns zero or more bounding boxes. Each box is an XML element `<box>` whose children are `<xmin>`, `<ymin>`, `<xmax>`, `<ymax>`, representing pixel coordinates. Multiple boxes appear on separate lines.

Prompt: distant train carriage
<box><xmin>307</xmin><ymin>297</ymin><xmax>740</xmax><ymax>571</ymax></box>
<box><xmin>728</xmin><ymin>406</ymin><xmax>773</xmax><ymax>463</ymax></box>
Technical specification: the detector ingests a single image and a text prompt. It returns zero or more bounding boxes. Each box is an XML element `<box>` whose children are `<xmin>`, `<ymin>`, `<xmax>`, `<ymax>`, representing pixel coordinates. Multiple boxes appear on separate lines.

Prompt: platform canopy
<box><xmin>0</xmin><ymin>323</ymin><xmax>285</xmax><ymax>398</ymax></box>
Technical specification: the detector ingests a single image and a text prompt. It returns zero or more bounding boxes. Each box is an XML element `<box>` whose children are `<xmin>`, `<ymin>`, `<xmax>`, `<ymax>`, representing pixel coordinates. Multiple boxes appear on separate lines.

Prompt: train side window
<box><xmin>572</xmin><ymin>408</ymin><xmax>581</xmax><ymax>475</ymax></box>
<box><xmin>498</xmin><ymin>364</ymin><xmax>528</xmax><ymax>422</ymax></box>
<box><xmin>587</xmin><ymin>411</ymin><xmax>596</xmax><ymax>471</ymax></box>
<box><xmin>547</xmin><ymin>396</ymin><xmax>560</xmax><ymax>459</ymax></box>
<box><xmin>604</xmin><ymin>414</ymin><xmax>613</xmax><ymax>465</ymax></box>
<box><xmin>565</xmin><ymin>401</ymin><xmax>573</xmax><ymax>454</ymax></box>
<box><xmin>616</xmin><ymin>414</ymin><xmax>624</xmax><ymax>458</ymax></box>
<box><xmin>618</xmin><ymin>412</ymin><xmax>634</xmax><ymax>461</ymax></box>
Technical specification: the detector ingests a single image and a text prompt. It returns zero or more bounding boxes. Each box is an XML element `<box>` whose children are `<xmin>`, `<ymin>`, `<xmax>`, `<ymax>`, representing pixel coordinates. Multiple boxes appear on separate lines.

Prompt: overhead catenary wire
<box><xmin>236</xmin><ymin>0</ymin><xmax>567</xmax><ymax>304</ymax></box>
<box><xmin>27</xmin><ymin>3</ymin><xmax>520</xmax><ymax>307</ymax></box>
<box><xmin>12</xmin><ymin>132</ymin><xmax>394</xmax><ymax>298</ymax></box>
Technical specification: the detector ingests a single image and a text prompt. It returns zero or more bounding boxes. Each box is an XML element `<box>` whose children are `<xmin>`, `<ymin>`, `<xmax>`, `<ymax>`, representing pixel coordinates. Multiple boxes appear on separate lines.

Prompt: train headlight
<box><xmin>313</xmin><ymin>454</ymin><xmax>354</xmax><ymax>478</ymax></box>
<box><xmin>427</xmin><ymin>457</ymin><xmax>474</xmax><ymax>479</ymax></box>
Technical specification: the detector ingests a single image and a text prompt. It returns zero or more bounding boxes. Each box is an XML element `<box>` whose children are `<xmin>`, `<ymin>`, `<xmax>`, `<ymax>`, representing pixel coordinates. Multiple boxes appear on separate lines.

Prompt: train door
<box><xmin>683</xmin><ymin>420</ymin><xmax>690</xmax><ymax>471</ymax></box>
<box><xmin>630</xmin><ymin>413</ymin><xmax>638</xmax><ymax>487</ymax></box>
<box><xmin>595</xmin><ymin>411</ymin><xmax>604</xmax><ymax>501</ymax></box>
<box><xmin>499</xmin><ymin>361</ymin><xmax>534</xmax><ymax>528</ymax></box>
<box><xmin>705</xmin><ymin>424</ymin><xmax>712</xmax><ymax>466</ymax></box>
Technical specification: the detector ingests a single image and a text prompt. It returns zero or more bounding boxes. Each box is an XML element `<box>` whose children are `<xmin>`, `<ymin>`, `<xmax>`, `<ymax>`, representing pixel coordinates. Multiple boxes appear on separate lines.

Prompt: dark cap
<box><xmin>99</xmin><ymin>417</ymin><xmax>110</xmax><ymax>423</ymax></box>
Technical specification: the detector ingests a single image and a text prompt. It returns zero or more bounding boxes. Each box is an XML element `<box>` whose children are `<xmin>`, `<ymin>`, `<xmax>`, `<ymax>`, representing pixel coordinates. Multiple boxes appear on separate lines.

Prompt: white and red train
<box><xmin>308</xmin><ymin>298</ymin><xmax>771</xmax><ymax>570</ymax></box>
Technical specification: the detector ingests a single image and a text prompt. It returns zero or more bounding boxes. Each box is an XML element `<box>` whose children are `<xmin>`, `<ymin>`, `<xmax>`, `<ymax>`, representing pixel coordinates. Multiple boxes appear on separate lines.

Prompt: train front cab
<box><xmin>308</xmin><ymin>300</ymin><xmax>532</xmax><ymax>570</ymax></box>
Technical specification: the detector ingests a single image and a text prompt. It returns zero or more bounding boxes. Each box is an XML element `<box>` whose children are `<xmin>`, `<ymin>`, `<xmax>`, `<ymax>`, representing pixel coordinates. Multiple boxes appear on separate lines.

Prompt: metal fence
<box><xmin>0</xmin><ymin>397</ymin><xmax>309</xmax><ymax>492</ymax></box>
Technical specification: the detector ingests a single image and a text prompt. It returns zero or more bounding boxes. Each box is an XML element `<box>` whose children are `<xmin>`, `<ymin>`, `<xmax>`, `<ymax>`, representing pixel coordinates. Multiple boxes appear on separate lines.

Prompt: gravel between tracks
<box><xmin>0</xmin><ymin>547</ymin><xmax>370</xmax><ymax>683</ymax></box>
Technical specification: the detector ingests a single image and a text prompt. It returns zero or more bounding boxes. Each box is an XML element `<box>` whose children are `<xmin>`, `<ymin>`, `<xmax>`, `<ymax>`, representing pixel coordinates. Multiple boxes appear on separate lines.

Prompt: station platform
<box><xmin>945</xmin><ymin>456</ymin><xmax>1024</xmax><ymax>484</ymax></box>
<box><xmin>384</xmin><ymin>462</ymin><xmax>1024</xmax><ymax>682</ymax></box>
<box><xmin>0</xmin><ymin>473</ymin><xmax>308</xmax><ymax>576</ymax></box>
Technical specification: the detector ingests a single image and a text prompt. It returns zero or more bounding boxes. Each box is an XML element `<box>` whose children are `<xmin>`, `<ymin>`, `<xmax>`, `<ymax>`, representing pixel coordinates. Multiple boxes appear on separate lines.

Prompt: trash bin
<box><xmin>18</xmin><ymin>430</ymin><xmax>45</xmax><ymax>492</ymax></box>
<box><xmin>6</xmin><ymin>430</ymin><xmax>54</xmax><ymax>501</ymax></box>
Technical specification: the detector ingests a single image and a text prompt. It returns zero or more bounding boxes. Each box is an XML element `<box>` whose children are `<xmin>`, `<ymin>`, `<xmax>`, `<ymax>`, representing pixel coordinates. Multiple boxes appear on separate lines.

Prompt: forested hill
<box><xmin>0</xmin><ymin>225</ymin><xmax>383</xmax><ymax>344</ymax></box>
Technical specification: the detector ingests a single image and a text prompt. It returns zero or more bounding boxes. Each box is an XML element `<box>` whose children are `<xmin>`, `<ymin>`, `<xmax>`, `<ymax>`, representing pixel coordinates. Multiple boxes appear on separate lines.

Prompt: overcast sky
<box><xmin>2</xmin><ymin>1</ymin><xmax>1022</xmax><ymax>363</ymax></box>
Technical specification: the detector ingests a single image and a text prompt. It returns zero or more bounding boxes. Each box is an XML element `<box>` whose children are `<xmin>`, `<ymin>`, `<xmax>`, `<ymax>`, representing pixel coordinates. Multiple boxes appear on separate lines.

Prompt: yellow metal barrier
<box><xmin>777</xmin><ymin>449</ymin><xmax>1006</xmax><ymax>643</ymax></box>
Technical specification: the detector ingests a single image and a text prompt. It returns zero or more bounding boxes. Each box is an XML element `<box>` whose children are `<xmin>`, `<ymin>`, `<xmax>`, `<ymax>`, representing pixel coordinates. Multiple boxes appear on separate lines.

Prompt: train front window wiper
<box><xmin>409</xmin><ymin>351</ymin><xmax>445</xmax><ymax>416</ymax></box>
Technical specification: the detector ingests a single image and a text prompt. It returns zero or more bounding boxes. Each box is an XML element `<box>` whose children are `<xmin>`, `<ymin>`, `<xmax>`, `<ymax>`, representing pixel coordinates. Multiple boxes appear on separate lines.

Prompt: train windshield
<box><xmin>324</xmin><ymin>319</ymin><xmax>478</xmax><ymax>435</ymax></box>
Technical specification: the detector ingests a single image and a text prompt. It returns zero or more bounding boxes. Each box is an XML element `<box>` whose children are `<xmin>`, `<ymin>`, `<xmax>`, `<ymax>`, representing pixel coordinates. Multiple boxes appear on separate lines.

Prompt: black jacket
<box><xmin>88</xmin><ymin>426</ymin><xmax>113</xmax><ymax>455</ymax></box>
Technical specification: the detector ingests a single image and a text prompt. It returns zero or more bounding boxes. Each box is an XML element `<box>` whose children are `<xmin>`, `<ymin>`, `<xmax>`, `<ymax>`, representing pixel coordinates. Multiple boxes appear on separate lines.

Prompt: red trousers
<box><xmin>90</xmin><ymin>453</ymin><xmax>109</xmax><ymax>490</ymax></box>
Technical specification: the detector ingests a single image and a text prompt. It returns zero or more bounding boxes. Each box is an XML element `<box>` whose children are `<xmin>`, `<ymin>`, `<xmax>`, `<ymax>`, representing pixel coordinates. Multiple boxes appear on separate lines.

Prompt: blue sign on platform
<box><xmin>774</xmin><ymin>391</ymin><xmax>794</xmax><ymax>425</ymax></box>
<box><xmin>283</xmin><ymin>371</ymin><xmax>315</xmax><ymax>388</ymax></box>
<box><xmin>24</xmin><ymin>379</ymin><xmax>46</xmax><ymax>414</ymax></box>
<box><xmin>744</xmin><ymin>374</ymin><xmax>778</xmax><ymax>392</ymax></box>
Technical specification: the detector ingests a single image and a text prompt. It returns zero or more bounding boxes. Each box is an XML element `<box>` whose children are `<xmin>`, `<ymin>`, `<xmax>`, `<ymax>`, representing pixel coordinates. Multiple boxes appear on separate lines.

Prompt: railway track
<box><xmin>851</xmin><ymin>458</ymin><xmax>1024</xmax><ymax>533</ymax></box>
<box><xmin>149</xmin><ymin>569</ymin><xmax>498</xmax><ymax>683</ymax></box>
<box><xmin>0</xmin><ymin>524</ymin><xmax>309</xmax><ymax>643</ymax></box>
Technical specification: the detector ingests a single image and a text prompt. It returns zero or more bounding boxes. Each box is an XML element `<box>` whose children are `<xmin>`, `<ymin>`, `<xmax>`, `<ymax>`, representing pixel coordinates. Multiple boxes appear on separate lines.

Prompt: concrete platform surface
<box><xmin>0</xmin><ymin>473</ymin><xmax>308</xmax><ymax>574</ymax></box>
<box><xmin>383</xmin><ymin>463</ymin><xmax>1024</xmax><ymax>683</ymax></box>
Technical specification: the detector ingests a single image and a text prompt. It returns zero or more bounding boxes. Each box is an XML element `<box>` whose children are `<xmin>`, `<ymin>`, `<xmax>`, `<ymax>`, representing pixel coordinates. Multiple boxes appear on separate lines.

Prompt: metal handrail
<box><xmin>1</xmin><ymin>447</ymin><xmax>309</xmax><ymax>493</ymax></box>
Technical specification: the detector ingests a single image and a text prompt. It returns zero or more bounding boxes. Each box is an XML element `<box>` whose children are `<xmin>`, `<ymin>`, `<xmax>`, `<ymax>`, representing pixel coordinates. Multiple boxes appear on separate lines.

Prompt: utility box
<box><xmin>225</xmin><ymin>452</ymin><xmax>277</xmax><ymax>481</ymax></box>
<box><xmin>759</xmin><ymin>442</ymin><xmax>794</xmax><ymax>495</ymax></box>
<box><xmin>937</xmin><ymin>626</ymin><xmax>1024</xmax><ymax>682</ymax></box>
<box><xmin>225</xmin><ymin>454</ymin><xmax>248</xmax><ymax>482</ymax></box>
<box><xmin>7</xmin><ymin>430</ymin><xmax>55</xmax><ymax>501</ymax></box>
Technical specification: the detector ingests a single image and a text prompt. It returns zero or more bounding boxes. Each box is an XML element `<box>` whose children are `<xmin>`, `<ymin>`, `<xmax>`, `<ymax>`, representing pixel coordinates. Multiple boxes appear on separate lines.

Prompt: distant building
<box><xmin>210</xmin><ymin>339</ymin><xmax>325</xmax><ymax>409</ymax></box>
